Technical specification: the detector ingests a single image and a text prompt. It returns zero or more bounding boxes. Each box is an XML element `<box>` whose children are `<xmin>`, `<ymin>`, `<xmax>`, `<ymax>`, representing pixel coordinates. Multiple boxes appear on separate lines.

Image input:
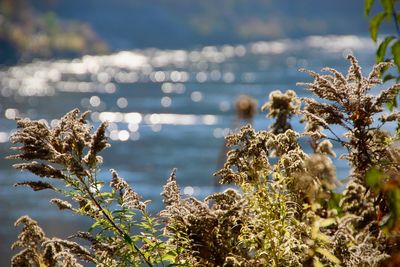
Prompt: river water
<box><xmin>0</xmin><ymin>35</ymin><xmax>377</xmax><ymax>264</ymax></box>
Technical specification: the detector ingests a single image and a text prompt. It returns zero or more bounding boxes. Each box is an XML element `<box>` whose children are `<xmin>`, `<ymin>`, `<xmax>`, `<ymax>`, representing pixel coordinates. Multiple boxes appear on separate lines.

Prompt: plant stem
<box><xmin>78</xmin><ymin>173</ymin><xmax>154</xmax><ymax>267</ymax></box>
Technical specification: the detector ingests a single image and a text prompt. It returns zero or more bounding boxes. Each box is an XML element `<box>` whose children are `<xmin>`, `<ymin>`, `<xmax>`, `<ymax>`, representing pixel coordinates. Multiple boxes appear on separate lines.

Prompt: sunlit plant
<box><xmin>8</xmin><ymin>55</ymin><xmax>400</xmax><ymax>266</ymax></box>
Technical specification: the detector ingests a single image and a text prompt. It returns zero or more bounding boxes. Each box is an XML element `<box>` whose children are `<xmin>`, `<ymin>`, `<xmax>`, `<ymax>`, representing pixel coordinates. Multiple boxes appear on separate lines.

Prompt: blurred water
<box><xmin>0</xmin><ymin>35</ymin><xmax>377</xmax><ymax>265</ymax></box>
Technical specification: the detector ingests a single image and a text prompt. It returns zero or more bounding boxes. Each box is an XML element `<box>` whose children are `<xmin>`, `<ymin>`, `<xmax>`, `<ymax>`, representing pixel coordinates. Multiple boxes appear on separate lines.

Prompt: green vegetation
<box><xmin>366</xmin><ymin>0</ymin><xmax>400</xmax><ymax>85</ymax></box>
<box><xmin>0</xmin><ymin>0</ymin><xmax>107</xmax><ymax>64</ymax></box>
<box><xmin>8</xmin><ymin>55</ymin><xmax>400</xmax><ymax>266</ymax></box>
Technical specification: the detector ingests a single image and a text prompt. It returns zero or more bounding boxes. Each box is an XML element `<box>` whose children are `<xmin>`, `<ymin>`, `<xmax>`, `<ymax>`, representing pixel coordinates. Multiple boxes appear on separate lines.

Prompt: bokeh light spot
<box><xmin>161</xmin><ymin>96</ymin><xmax>172</xmax><ymax>107</ymax></box>
<box><xmin>190</xmin><ymin>91</ymin><xmax>203</xmax><ymax>102</ymax></box>
<box><xmin>117</xmin><ymin>97</ymin><xmax>128</xmax><ymax>108</ymax></box>
<box><xmin>89</xmin><ymin>96</ymin><xmax>101</xmax><ymax>107</ymax></box>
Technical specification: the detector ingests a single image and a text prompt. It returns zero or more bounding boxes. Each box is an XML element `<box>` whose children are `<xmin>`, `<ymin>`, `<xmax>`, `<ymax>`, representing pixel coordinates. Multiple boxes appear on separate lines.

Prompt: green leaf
<box><xmin>366</xmin><ymin>167</ymin><xmax>383</xmax><ymax>189</ymax></box>
<box><xmin>389</xmin><ymin>96</ymin><xmax>398</xmax><ymax>110</ymax></box>
<box><xmin>369</xmin><ymin>12</ymin><xmax>386</xmax><ymax>42</ymax></box>
<box><xmin>391</xmin><ymin>41</ymin><xmax>400</xmax><ymax>72</ymax></box>
<box><xmin>380</xmin><ymin>0</ymin><xmax>394</xmax><ymax>21</ymax></box>
<box><xmin>327</xmin><ymin>192</ymin><xmax>343</xmax><ymax>212</ymax></box>
<box><xmin>137</xmin><ymin>221</ymin><xmax>154</xmax><ymax>231</ymax></box>
<box><xmin>388</xmin><ymin>100</ymin><xmax>394</xmax><ymax>111</ymax></box>
<box><xmin>88</xmin><ymin>220</ymin><xmax>101</xmax><ymax>232</ymax></box>
<box><xmin>377</xmin><ymin>36</ymin><xmax>395</xmax><ymax>62</ymax></box>
<box><xmin>365</xmin><ymin>0</ymin><xmax>375</xmax><ymax>16</ymax></box>
<box><xmin>161</xmin><ymin>251</ymin><xmax>177</xmax><ymax>263</ymax></box>
<box><xmin>97</xmin><ymin>192</ymin><xmax>112</xmax><ymax>198</ymax></box>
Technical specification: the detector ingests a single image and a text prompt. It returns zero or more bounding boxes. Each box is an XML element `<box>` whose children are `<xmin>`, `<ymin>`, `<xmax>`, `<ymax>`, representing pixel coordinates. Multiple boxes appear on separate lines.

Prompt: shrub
<box><xmin>8</xmin><ymin>55</ymin><xmax>400</xmax><ymax>266</ymax></box>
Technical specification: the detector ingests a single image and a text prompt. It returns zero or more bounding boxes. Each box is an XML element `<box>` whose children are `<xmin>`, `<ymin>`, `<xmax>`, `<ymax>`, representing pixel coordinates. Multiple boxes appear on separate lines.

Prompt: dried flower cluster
<box><xmin>161</xmin><ymin>168</ymin><xmax>250</xmax><ymax>265</ymax></box>
<box><xmin>8</xmin><ymin>56</ymin><xmax>400</xmax><ymax>266</ymax></box>
<box><xmin>262</xmin><ymin>89</ymin><xmax>301</xmax><ymax>133</ymax></box>
<box><xmin>11</xmin><ymin>216</ymin><xmax>92</xmax><ymax>267</ymax></box>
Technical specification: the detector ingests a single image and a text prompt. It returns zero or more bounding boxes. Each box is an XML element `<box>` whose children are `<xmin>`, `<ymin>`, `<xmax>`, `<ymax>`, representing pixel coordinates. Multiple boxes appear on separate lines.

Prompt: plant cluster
<box><xmin>365</xmin><ymin>0</ymin><xmax>400</xmax><ymax>103</ymax></box>
<box><xmin>8</xmin><ymin>55</ymin><xmax>400</xmax><ymax>266</ymax></box>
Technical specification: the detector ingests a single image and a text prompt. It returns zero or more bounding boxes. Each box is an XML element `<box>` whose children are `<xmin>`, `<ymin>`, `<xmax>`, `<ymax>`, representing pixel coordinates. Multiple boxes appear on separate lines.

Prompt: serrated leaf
<box><xmin>377</xmin><ymin>36</ymin><xmax>395</xmax><ymax>62</ymax></box>
<box><xmin>370</xmin><ymin>12</ymin><xmax>386</xmax><ymax>42</ymax></box>
<box><xmin>365</xmin><ymin>0</ymin><xmax>375</xmax><ymax>16</ymax></box>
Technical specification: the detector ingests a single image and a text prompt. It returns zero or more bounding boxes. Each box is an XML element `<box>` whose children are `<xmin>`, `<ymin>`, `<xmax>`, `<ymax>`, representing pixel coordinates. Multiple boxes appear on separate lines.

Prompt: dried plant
<box><xmin>8</xmin><ymin>109</ymin><xmax>176</xmax><ymax>266</ymax></box>
<box><xmin>261</xmin><ymin>89</ymin><xmax>301</xmax><ymax>134</ymax></box>
<box><xmin>297</xmin><ymin>55</ymin><xmax>400</xmax><ymax>266</ymax></box>
<box><xmin>8</xmin><ymin>55</ymin><xmax>400</xmax><ymax>266</ymax></box>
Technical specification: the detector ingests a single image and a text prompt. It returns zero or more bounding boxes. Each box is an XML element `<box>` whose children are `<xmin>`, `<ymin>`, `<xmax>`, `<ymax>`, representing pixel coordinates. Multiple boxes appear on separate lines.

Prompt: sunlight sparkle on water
<box><xmin>99</xmin><ymin>112</ymin><xmax>123</xmax><ymax>123</ymax></box>
<box><xmin>222</xmin><ymin>72</ymin><xmax>235</xmax><ymax>83</ymax></box>
<box><xmin>161</xmin><ymin>83</ymin><xmax>186</xmax><ymax>94</ymax></box>
<box><xmin>196</xmin><ymin>72</ymin><xmax>207</xmax><ymax>83</ymax></box>
<box><xmin>0</xmin><ymin>132</ymin><xmax>9</xmax><ymax>143</ymax></box>
<box><xmin>190</xmin><ymin>91</ymin><xmax>203</xmax><ymax>102</ymax></box>
<box><xmin>5</xmin><ymin>108</ymin><xmax>19</xmax><ymax>120</ymax></box>
<box><xmin>124</xmin><ymin>113</ymin><xmax>142</xmax><ymax>124</ymax></box>
<box><xmin>161</xmin><ymin>96</ymin><xmax>172</xmax><ymax>107</ymax></box>
<box><xmin>89</xmin><ymin>96</ymin><xmax>101</xmax><ymax>107</ymax></box>
<box><xmin>128</xmin><ymin>123</ymin><xmax>139</xmax><ymax>132</ymax></box>
<box><xmin>219</xmin><ymin>101</ymin><xmax>230</xmax><ymax>112</ymax></box>
<box><xmin>0</xmin><ymin>35</ymin><xmax>373</xmax><ymax>99</ymax></box>
<box><xmin>117</xmin><ymin>97</ymin><xmax>128</xmax><ymax>109</ymax></box>
<box><xmin>118</xmin><ymin>130</ymin><xmax>130</xmax><ymax>141</ymax></box>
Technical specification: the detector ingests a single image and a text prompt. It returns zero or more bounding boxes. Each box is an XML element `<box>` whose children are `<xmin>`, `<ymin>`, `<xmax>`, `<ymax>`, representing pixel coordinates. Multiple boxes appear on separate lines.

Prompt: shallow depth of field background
<box><xmin>0</xmin><ymin>1</ymin><xmax>383</xmax><ymax>265</ymax></box>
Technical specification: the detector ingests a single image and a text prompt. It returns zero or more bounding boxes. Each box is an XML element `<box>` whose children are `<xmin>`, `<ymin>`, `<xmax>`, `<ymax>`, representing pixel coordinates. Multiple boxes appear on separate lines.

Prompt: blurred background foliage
<box><xmin>0</xmin><ymin>0</ymin><xmax>107</xmax><ymax>64</ymax></box>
